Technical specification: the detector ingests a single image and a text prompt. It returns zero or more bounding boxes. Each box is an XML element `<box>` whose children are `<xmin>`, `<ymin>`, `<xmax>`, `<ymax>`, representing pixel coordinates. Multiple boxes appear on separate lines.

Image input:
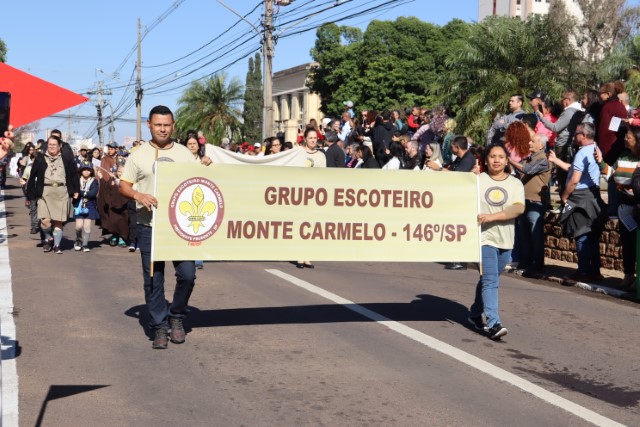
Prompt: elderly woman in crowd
<box><xmin>27</xmin><ymin>135</ymin><xmax>80</xmax><ymax>253</ymax></box>
<box><xmin>509</xmin><ymin>133</ymin><xmax>552</xmax><ymax>275</ymax></box>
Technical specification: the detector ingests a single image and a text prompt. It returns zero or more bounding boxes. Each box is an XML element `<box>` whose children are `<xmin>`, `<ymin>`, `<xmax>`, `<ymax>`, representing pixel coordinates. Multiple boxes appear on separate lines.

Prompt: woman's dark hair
<box><xmin>483</xmin><ymin>143</ymin><xmax>511</xmax><ymax>174</ymax></box>
<box><xmin>21</xmin><ymin>142</ymin><xmax>35</xmax><ymax>157</ymax></box>
<box><xmin>583</xmin><ymin>89</ymin><xmax>599</xmax><ymax>109</ymax></box>
<box><xmin>183</xmin><ymin>134</ymin><xmax>204</xmax><ymax>158</ymax></box>
<box><xmin>264</xmin><ymin>137</ymin><xmax>280</xmax><ymax>155</ymax></box>
<box><xmin>356</xmin><ymin>144</ymin><xmax>372</xmax><ymax>159</ymax></box>
<box><xmin>91</xmin><ymin>147</ymin><xmax>101</xmax><ymax>158</ymax></box>
<box><xmin>283</xmin><ymin>141</ymin><xmax>293</xmax><ymax>150</ymax></box>
<box><xmin>389</xmin><ymin>141</ymin><xmax>404</xmax><ymax>159</ymax></box>
<box><xmin>303</xmin><ymin>127</ymin><xmax>318</xmax><ymax>138</ymax></box>
<box><xmin>627</xmin><ymin>126</ymin><xmax>640</xmax><ymax>155</ymax></box>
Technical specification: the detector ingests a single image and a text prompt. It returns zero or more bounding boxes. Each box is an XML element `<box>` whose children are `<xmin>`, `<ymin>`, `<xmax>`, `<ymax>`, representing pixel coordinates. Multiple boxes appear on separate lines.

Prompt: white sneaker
<box><xmin>74</xmin><ymin>240</ymin><xmax>82</xmax><ymax>251</ymax></box>
<box><xmin>82</xmin><ymin>246</ymin><xmax>91</xmax><ymax>253</ymax></box>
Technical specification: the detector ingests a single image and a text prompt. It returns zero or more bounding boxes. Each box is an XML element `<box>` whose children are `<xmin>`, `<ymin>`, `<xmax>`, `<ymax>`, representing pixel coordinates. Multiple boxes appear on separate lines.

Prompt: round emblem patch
<box><xmin>168</xmin><ymin>177</ymin><xmax>224</xmax><ymax>242</ymax></box>
<box><xmin>485</xmin><ymin>186</ymin><xmax>508</xmax><ymax>207</ymax></box>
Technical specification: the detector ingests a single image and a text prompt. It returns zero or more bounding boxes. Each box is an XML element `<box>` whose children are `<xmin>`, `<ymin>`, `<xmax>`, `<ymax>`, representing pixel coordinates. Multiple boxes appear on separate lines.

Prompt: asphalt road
<box><xmin>1</xmin><ymin>179</ymin><xmax>639</xmax><ymax>427</ymax></box>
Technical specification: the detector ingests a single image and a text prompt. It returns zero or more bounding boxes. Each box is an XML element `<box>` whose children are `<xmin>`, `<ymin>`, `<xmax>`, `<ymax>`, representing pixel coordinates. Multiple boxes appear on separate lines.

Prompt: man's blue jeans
<box><xmin>138</xmin><ymin>225</ymin><xmax>196</xmax><ymax>330</ymax></box>
<box><xmin>575</xmin><ymin>232</ymin><xmax>601</xmax><ymax>276</ymax></box>
<box><xmin>517</xmin><ymin>201</ymin><xmax>546</xmax><ymax>271</ymax></box>
<box><xmin>470</xmin><ymin>245</ymin><xmax>511</xmax><ymax>328</ymax></box>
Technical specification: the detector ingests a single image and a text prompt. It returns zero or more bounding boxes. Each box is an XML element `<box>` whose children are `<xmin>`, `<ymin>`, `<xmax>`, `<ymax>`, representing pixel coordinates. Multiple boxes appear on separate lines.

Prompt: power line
<box><xmin>112</xmin><ymin>0</ymin><xmax>188</xmax><ymax>77</ymax></box>
<box><xmin>142</xmin><ymin>0</ymin><xmax>263</xmax><ymax>69</ymax></box>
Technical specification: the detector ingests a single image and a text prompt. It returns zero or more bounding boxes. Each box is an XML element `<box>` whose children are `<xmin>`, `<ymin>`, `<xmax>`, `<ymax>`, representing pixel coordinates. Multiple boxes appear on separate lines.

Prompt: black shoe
<box><xmin>43</xmin><ymin>239</ymin><xmax>53</xmax><ymax>252</ymax></box>
<box><xmin>445</xmin><ymin>263</ymin><xmax>466</xmax><ymax>270</ymax></box>
<box><xmin>303</xmin><ymin>263</ymin><xmax>314</xmax><ymax>269</ymax></box>
<box><xmin>468</xmin><ymin>315</ymin><xmax>484</xmax><ymax>330</ymax></box>
<box><xmin>485</xmin><ymin>323</ymin><xmax>508</xmax><ymax>340</ymax></box>
<box><xmin>152</xmin><ymin>328</ymin><xmax>169</xmax><ymax>349</ymax></box>
<box><xmin>169</xmin><ymin>317</ymin><xmax>185</xmax><ymax>344</ymax></box>
<box><xmin>296</xmin><ymin>262</ymin><xmax>305</xmax><ymax>269</ymax></box>
<box><xmin>30</xmin><ymin>228</ymin><xmax>38</xmax><ymax>234</ymax></box>
<box><xmin>522</xmin><ymin>269</ymin><xmax>543</xmax><ymax>279</ymax></box>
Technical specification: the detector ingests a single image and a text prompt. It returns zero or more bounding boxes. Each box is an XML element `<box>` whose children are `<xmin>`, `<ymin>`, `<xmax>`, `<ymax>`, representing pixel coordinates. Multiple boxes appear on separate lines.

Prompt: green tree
<box><xmin>242</xmin><ymin>53</ymin><xmax>263</xmax><ymax>143</ymax></box>
<box><xmin>175</xmin><ymin>73</ymin><xmax>244</xmax><ymax>144</ymax></box>
<box><xmin>0</xmin><ymin>38</ymin><xmax>6</xmax><ymax>62</ymax></box>
<box><xmin>307</xmin><ymin>18</ymin><xmax>471</xmax><ymax>117</ymax></box>
<box><xmin>308</xmin><ymin>23</ymin><xmax>362</xmax><ymax>117</ymax></box>
<box><xmin>435</xmin><ymin>15</ymin><xmax>581</xmax><ymax>142</ymax></box>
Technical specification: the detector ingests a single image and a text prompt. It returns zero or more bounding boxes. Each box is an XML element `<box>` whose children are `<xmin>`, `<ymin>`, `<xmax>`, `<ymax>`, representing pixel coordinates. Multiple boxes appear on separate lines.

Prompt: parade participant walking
<box><xmin>73</xmin><ymin>161</ymin><xmax>99</xmax><ymax>252</ymax></box>
<box><xmin>26</xmin><ymin>135</ymin><xmax>80</xmax><ymax>253</ymax></box>
<box><xmin>119</xmin><ymin>105</ymin><xmax>212</xmax><ymax>349</ymax></box>
<box><xmin>469</xmin><ymin>144</ymin><xmax>525</xmax><ymax>340</ymax></box>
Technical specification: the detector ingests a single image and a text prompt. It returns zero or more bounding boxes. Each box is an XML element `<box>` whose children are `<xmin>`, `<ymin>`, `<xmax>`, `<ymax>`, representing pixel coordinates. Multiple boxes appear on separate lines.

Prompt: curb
<box><xmin>506</xmin><ymin>268</ymin><xmax>638</xmax><ymax>302</ymax></box>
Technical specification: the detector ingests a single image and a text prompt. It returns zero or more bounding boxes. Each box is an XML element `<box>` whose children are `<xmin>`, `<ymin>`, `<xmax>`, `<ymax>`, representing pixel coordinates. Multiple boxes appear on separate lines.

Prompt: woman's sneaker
<box><xmin>485</xmin><ymin>323</ymin><xmax>508</xmax><ymax>340</ymax></box>
<box><xmin>109</xmin><ymin>236</ymin><xmax>118</xmax><ymax>247</ymax></box>
<box><xmin>118</xmin><ymin>238</ymin><xmax>127</xmax><ymax>248</ymax></box>
<box><xmin>82</xmin><ymin>246</ymin><xmax>91</xmax><ymax>253</ymax></box>
<box><xmin>74</xmin><ymin>239</ymin><xmax>82</xmax><ymax>251</ymax></box>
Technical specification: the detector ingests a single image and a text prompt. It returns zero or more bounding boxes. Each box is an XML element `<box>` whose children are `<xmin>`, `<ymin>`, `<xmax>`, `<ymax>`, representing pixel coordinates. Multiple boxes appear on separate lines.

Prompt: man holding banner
<box><xmin>119</xmin><ymin>105</ymin><xmax>212</xmax><ymax>349</ymax></box>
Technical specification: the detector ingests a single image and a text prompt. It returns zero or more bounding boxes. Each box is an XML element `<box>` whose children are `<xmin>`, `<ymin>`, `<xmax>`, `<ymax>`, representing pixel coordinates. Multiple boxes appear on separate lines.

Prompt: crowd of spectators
<box><xmin>3</xmin><ymin>81</ymin><xmax>640</xmax><ymax>296</ymax></box>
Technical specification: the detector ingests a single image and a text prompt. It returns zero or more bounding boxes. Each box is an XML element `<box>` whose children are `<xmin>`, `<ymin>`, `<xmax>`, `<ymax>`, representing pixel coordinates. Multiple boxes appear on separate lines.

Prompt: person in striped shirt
<box><xmin>597</xmin><ymin>125</ymin><xmax>640</xmax><ymax>290</ymax></box>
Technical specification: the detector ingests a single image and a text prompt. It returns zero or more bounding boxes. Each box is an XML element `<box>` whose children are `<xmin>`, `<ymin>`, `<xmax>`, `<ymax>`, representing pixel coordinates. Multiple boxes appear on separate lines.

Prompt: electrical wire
<box><xmin>142</xmin><ymin>0</ymin><xmax>263</xmax><ymax>69</ymax></box>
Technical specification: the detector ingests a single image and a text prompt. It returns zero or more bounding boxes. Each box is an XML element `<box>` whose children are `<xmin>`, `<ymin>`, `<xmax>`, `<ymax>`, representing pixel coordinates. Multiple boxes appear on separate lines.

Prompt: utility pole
<box><xmin>96</xmin><ymin>81</ymin><xmax>104</xmax><ymax>146</ymax></box>
<box><xmin>217</xmin><ymin>0</ymin><xmax>291</xmax><ymax>140</ymax></box>
<box><xmin>262</xmin><ymin>0</ymin><xmax>274</xmax><ymax>141</ymax></box>
<box><xmin>136</xmin><ymin>18</ymin><xmax>143</xmax><ymax>141</ymax></box>
<box><xmin>87</xmin><ymin>81</ymin><xmax>112</xmax><ymax>147</ymax></box>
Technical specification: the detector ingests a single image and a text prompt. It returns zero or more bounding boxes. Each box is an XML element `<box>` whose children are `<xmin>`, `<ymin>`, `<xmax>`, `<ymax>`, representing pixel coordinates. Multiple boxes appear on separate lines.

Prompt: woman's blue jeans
<box><xmin>470</xmin><ymin>245</ymin><xmax>511</xmax><ymax>328</ymax></box>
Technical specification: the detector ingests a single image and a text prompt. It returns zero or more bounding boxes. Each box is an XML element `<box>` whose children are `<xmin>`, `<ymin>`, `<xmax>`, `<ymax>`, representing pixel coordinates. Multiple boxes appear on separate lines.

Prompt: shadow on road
<box><xmin>35</xmin><ymin>385</ymin><xmax>110</xmax><ymax>427</ymax></box>
<box><xmin>124</xmin><ymin>294</ymin><xmax>472</xmax><ymax>337</ymax></box>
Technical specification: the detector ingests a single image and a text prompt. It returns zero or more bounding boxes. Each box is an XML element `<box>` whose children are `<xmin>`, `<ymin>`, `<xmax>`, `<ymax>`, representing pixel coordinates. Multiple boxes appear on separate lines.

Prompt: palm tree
<box><xmin>434</xmin><ymin>15</ymin><xmax>581</xmax><ymax>142</ymax></box>
<box><xmin>175</xmin><ymin>73</ymin><xmax>244</xmax><ymax>144</ymax></box>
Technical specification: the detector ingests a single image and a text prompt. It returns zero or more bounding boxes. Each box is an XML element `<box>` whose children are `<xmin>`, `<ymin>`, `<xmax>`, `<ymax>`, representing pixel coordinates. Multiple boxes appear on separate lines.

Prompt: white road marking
<box><xmin>266</xmin><ymin>269</ymin><xmax>625</xmax><ymax>427</ymax></box>
<box><xmin>0</xmin><ymin>190</ymin><xmax>19</xmax><ymax>426</ymax></box>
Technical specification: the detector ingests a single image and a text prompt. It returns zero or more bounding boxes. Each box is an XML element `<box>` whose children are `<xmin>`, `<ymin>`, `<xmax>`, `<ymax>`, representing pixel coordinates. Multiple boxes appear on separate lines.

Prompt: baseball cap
<box><xmin>528</xmin><ymin>90</ymin><xmax>546</xmax><ymax>100</ymax></box>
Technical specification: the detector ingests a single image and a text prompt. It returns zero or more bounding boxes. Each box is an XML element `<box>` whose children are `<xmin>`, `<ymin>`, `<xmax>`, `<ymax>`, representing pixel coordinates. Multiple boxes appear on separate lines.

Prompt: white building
<box><xmin>272</xmin><ymin>62</ymin><xmax>323</xmax><ymax>143</ymax></box>
<box><xmin>478</xmin><ymin>0</ymin><xmax>582</xmax><ymax>21</ymax></box>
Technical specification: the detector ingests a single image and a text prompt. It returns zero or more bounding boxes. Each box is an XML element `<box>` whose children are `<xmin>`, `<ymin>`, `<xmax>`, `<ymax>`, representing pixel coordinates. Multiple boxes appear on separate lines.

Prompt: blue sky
<box><xmin>6</xmin><ymin>0</ymin><xmax>630</xmax><ymax>145</ymax></box>
<box><xmin>2</xmin><ymin>0</ymin><xmax>480</xmax><ymax>144</ymax></box>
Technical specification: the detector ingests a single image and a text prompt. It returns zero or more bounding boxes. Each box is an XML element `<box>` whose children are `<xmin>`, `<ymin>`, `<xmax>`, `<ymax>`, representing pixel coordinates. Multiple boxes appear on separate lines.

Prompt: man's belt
<box><xmin>44</xmin><ymin>182</ymin><xmax>66</xmax><ymax>187</ymax></box>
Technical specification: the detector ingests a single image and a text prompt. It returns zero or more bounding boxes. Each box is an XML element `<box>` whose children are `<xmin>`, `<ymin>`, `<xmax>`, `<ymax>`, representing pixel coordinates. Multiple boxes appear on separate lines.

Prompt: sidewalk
<box><xmin>544</xmin><ymin>185</ymin><xmax>639</xmax><ymax>302</ymax></box>
<box><xmin>506</xmin><ymin>260</ymin><xmax>639</xmax><ymax>303</ymax></box>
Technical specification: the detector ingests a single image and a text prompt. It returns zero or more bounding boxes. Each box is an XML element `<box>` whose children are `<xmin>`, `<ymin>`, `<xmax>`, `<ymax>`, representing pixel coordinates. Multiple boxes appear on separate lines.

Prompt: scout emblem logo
<box><xmin>168</xmin><ymin>177</ymin><xmax>224</xmax><ymax>242</ymax></box>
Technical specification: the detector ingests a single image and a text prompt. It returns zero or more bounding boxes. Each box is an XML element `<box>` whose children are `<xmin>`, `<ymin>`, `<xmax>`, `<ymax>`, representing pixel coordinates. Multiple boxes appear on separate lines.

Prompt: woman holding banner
<box><xmin>297</xmin><ymin>129</ymin><xmax>326</xmax><ymax>268</ymax></box>
<box><xmin>468</xmin><ymin>144</ymin><xmax>525</xmax><ymax>340</ymax></box>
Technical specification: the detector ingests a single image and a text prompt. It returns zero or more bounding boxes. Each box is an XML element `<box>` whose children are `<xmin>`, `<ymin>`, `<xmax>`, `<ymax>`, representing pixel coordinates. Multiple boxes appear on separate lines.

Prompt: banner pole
<box><xmin>477</xmin><ymin>174</ymin><xmax>483</xmax><ymax>275</ymax></box>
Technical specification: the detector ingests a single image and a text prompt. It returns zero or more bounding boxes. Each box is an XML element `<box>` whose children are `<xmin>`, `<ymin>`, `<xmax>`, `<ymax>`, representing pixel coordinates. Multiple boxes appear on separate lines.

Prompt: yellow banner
<box><xmin>152</xmin><ymin>163</ymin><xmax>480</xmax><ymax>262</ymax></box>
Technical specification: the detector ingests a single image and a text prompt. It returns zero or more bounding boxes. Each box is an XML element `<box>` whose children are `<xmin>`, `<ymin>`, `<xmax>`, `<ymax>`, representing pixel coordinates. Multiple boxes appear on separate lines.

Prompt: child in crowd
<box><xmin>73</xmin><ymin>161</ymin><xmax>100</xmax><ymax>252</ymax></box>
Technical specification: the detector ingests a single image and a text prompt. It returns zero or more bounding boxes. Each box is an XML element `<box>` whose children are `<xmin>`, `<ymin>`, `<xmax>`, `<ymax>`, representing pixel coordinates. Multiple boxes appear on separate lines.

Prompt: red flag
<box><xmin>0</xmin><ymin>63</ymin><xmax>89</xmax><ymax>128</ymax></box>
